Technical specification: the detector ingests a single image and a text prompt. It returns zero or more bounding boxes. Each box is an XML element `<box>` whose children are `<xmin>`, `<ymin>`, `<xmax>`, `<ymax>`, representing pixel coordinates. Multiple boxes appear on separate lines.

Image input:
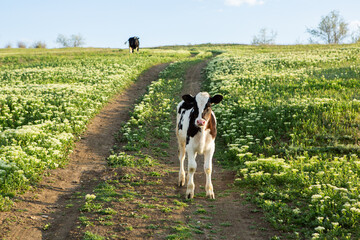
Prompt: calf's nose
<box><xmin>196</xmin><ymin>119</ymin><xmax>206</xmax><ymax>126</ymax></box>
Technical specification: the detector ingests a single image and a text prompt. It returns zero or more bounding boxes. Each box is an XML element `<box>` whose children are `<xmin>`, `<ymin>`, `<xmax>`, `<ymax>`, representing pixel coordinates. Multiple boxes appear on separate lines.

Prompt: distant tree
<box><xmin>32</xmin><ymin>41</ymin><xmax>47</xmax><ymax>48</ymax></box>
<box><xmin>5</xmin><ymin>43</ymin><xmax>12</xmax><ymax>48</ymax></box>
<box><xmin>351</xmin><ymin>26</ymin><xmax>360</xmax><ymax>43</ymax></box>
<box><xmin>70</xmin><ymin>34</ymin><xmax>85</xmax><ymax>47</ymax></box>
<box><xmin>308</xmin><ymin>37</ymin><xmax>319</xmax><ymax>44</ymax></box>
<box><xmin>56</xmin><ymin>34</ymin><xmax>70</xmax><ymax>47</ymax></box>
<box><xmin>17</xmin><ymin>41</ymin><xmax>26</xmax><ymax>48</ymax></box>
<box><xmin>251</xmin><ymin>28</ymin><xmax>277</xmax><ymax>45</ymax></box>
<box><xmin>56</xmin><ymin>34</ymin><xmax>85</xmax><ymax>47</ymax></box>
<box><xmin>307</xmin><ymin>10</ymin><xmax>348</xmax><ymax>44</ymax></box>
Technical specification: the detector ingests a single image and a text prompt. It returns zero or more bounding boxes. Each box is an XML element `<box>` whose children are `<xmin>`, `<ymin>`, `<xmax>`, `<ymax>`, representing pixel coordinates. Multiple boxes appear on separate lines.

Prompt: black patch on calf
<box><xmin>186</xmin><ymin>105</ymin><xmax>200</xmax><ymax>145</ymax></box>
<box><xmin>178</xmin><ymin>101</ymin><xmax>194</xmax><ymax>131</ymax></box>
<box><xmin>182</xmin><ymin>94</ymin><xmax>195</xmax><ymax>104</ymax></box>
<box><xmin>178</xmin><ymin>110</ymin><xmax>185</xmax><ymax>130</ymax></box>
<box><xmin>178</xmin><ymin>101</ymin><xmax>193</xmax><ymax>114</ymax></box>
<box><xmin>210</xmin><ymin>94</ymin><xmax>223</xmax><ymax>104</ymax></box>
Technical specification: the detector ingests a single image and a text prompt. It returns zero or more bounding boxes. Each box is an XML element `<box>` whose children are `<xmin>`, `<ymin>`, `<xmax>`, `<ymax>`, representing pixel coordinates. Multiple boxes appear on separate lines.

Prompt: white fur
<box><xmin>194</xmin><ymin>92</ymin><xmax>210</xmax><ymax>126</ymax></box>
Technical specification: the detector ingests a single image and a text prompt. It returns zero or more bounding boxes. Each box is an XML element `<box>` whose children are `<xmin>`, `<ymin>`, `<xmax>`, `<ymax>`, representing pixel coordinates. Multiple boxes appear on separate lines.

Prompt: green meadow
<box><xmin>1</xmin><ymin>44</ymin><xmax>360</xmax><ymax>239</ymax></box>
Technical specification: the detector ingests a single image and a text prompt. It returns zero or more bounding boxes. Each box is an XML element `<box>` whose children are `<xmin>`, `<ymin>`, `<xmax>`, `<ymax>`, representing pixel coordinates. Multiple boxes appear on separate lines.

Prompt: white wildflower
<box><xmin>314</xmin><ymin>226</ymin><xmax>325</xmax><ymax>232</ymax></box>
<box><xmin>85</xmin><ymin>194</ymin><xmax>96</xmax><ymax>201</ymax></box>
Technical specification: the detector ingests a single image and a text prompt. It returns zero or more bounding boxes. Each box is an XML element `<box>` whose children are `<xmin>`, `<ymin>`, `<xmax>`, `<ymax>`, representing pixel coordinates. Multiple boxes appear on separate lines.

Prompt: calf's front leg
<box><xmin>186</xmin><ymin>150</ymin><xmax>197</xmax><ymax>199</ymax></box>
<box><xmin>178</xmin><ymin>141</ymin><xmax>186</xmax><ymax>186</ymax></box>
<box><xmin>204</xmin><ymin>144</ymin><xmax>215</xmax><ymax>199</ymax></box>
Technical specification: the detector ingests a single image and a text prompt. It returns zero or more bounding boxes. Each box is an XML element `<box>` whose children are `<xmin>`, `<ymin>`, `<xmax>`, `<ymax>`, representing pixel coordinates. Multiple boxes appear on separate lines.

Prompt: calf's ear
<box><xmin>210</xmin><ymin>94</ymin><xmax>223</xmax><ymax>104</ymax></box>
<box><xmin>182</xmin><ymin>94</ymin><xmax>195</xmax><ymax>103</ymax></box>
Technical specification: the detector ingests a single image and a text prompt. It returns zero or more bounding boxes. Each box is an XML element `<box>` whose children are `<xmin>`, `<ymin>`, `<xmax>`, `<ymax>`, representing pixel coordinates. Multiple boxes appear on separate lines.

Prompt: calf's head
<box><xmin>182</xmin><ymin>92</ymin><xmax>223</xmax><ymax>127</ymax></box>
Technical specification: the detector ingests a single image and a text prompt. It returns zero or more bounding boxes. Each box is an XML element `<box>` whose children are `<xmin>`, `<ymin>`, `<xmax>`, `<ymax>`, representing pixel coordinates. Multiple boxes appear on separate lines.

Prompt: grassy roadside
<box><xmin>203</xmin><ymin>45</ymin><xmax>360</xmax><ymax>239</ymax></box>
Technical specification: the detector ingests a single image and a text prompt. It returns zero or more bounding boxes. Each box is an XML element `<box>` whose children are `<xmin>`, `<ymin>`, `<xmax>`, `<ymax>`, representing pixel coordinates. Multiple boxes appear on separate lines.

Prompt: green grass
<box><xmin>166</xmin><ymin>225</ymin><xmax>192</xmax><ymax>240</ymax></box>
<box><xmin>79</xmin><ymin>215</ymin><xmax>94</xmax><ymax>227</ymax></box>
<box><xmin>97</xmin><ymin>207</ymin><xmax>117</xmax><ymax>215</ymax></box>
<box><xmin>107</xmin><ymin>152</ymin><xmax>157</xmax><ymax>168</ymax></box>
<box><xmin>204</xmin><ymin>43</ymin><xmax>360</xmax><ymax>239</ymax></box>
<box><xmin>146</xmin><ymin>224</ymin><xmax>160</xmax><ymax>229</ymax></box>
<box><xmin>83</xmin><ymin>231</ymin><xmax>104</xmax><ymax>240</ymax></box>
<box><xmin>219</xmin><ymin>222</ymin><xmax>232</xmax><ymax>227</ymax></box>
<box><xmin>172</xmin><ymin>199</ymin><xmax>188</xmax><ymax>208</ymax></box>
<box><xmin>194</xmin><ymin>208</ymin><xmax>207</xmax><ymax>214</ymax></box>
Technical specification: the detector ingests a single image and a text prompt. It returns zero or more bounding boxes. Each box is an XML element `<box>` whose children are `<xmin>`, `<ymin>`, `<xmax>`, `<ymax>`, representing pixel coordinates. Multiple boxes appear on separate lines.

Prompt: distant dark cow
<box><xmin>125</xmin><ymin>37</ymin><xmax>140</xmax><ymax>53</ymax></box>
<box><xmin>176</xmin><ymin>92</ymin><xmax>223</xmax><ymax>199</ymax></box>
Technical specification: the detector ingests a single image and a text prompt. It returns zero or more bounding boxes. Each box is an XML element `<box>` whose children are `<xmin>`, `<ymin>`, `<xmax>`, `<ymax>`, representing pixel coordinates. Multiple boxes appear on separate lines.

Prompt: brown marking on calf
<box><xmin>206</xmin><ymin>113</ymin><xmax>217</xmax><ymax>139</ymax></box>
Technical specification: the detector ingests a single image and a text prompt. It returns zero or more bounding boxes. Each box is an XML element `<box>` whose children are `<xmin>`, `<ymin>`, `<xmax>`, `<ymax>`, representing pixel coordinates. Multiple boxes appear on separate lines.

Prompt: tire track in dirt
<box><xmin>0</xmin><ymin>63</ymin><xmax>169</xmax><ymax>240</ymax></box>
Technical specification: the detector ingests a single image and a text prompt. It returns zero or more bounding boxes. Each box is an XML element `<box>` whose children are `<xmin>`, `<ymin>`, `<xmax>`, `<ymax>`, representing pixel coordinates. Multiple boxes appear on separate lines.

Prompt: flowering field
<box><xmin>0</xmin><ymin>48</ymin><xmax>192</xmax><ymax>210</ymax></box>
<box><xmin>204</xmin><ymin>45</ymin><xmax>360</xmax><ymax>239</ymax></box>
<box><xmin>2</xmin><ymin>44</ymin><xmax>360</xmax><ymax>238</ymax></box>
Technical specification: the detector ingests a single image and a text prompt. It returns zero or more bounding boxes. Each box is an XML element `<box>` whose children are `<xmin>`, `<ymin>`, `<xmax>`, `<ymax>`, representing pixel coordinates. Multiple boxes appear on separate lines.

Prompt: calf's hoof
<box><xmin>207</xmin><ymin>192</ymin><xmax>215</xmax><ymax>199</ymax></box>
<box><xmin>178</xmin><ymin>179</ymin><xmax>185</xmax><ymax>187</ymax></box>
<box><xmin>178</xmin><ymin>174</ymin><xmax>185</xmax><ymax>187</ymax></box>
<box><xmin>186</xmin><ymin>192</ymin><xmax>194</xmax><ymax>199</ymax></box>
<box><xmin>206</xmin><ymin>185</ymin><xmax>215</xmax><ymax>199</ymax></box>
<box><xmin>185</xmin><ymin>189</ymin><xmax>194</xmax><ymax>199</ymax></box>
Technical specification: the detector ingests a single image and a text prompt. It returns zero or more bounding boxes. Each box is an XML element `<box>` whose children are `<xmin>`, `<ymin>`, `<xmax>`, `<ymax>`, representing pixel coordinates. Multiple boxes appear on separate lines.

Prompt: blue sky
<box><xmin>1</xmin><ymin>0</ymin><xmax>360</xmax><ymax>48</ymax></box>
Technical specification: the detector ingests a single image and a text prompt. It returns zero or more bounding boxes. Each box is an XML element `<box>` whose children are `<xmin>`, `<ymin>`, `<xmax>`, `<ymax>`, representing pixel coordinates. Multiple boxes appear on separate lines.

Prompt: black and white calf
<box><xmin>176</xmin><ymin>92</ymin><xmax>223</xmax><ymax>199</ymax></box>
